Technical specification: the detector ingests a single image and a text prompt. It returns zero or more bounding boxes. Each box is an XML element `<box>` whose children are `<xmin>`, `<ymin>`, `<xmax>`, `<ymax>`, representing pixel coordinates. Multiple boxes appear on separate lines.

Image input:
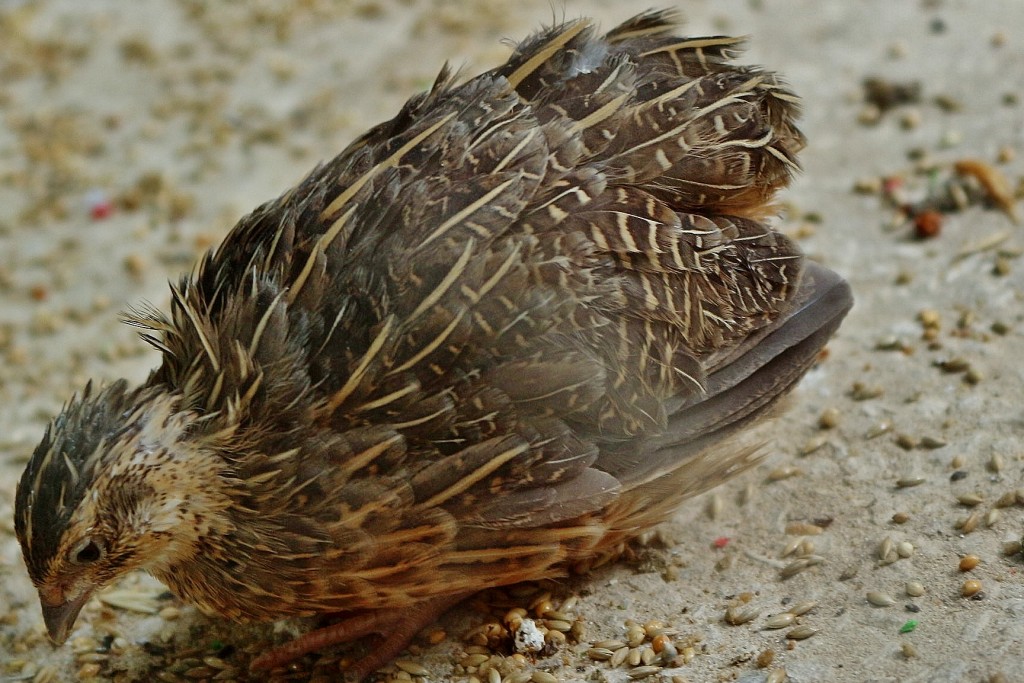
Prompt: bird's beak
<box><xmin>40</xmin><ymin>591</ymin><xmax>91</xmax><ymax>645</ymax></box>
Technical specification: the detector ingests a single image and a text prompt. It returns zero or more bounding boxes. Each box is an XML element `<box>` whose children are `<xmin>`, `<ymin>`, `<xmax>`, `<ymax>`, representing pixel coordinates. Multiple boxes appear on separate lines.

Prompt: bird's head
<box><xmin>14</xmin><ymin>380</ymin><xmax>228</xmax><ymax>645</ymax></box>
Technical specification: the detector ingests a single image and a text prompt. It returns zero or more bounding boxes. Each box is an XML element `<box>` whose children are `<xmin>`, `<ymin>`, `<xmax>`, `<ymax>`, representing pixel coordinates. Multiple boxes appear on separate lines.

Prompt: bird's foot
<box><xmin>249</xmin><ymin>593</ymin><xmax>468</xmax><ymax>680</ymax></box>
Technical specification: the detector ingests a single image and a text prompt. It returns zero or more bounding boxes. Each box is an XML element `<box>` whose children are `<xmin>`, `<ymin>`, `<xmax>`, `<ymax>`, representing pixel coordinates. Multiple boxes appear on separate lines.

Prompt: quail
<box><xmin>15</xmin><ymin>9</ymin><xmax>852</xmax><ymax>680</ymax></box>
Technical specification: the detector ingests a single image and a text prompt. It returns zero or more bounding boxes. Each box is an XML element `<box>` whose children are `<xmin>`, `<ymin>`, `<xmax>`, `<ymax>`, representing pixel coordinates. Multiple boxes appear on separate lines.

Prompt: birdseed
<box><xmin>97</xmin><ymin>587</ymin><xmax>163</xmax><ymax>614</ymax></box>
<box><xmin>906</xmin><ymin>581</ymin><xmax>926</xmax><ymax>597</ymax></box>
<box><xmin>780</xmin><ymin>556</ymin><xmax>824</xmax><ymax>579</ymax></box>
<box><xmin>918</xmin><ymin>435</ymin><xmax>947</xmax><ymax>449</ymax></box>
<box><xmin>958</xmin><ymin>555</ymin><xmax>980</xmax><ymax>571</ymax></box>
<box><xmin>865</xmin><ymin>421</ymin><xmax>894</xmax><ymax>439</ymax></box>
<box><xmin>32</xmin><ymin>667</ymin><xmax>59</xmax><ymax>683</ymax></box>
<box><xmin>592</xmin><ymin>640</ymin><xmax>627</xmax><ymax>650</ymax></box>
<box><xmin>818</xmin><ymin>407</ymin><xmax>840</xmax><ymax>429</ymax></box>
<box><xmin>462</xmin><ymin>654</ymin><xmax>490</xmax><ymax>667</ymax></box>
<box><xmin>764</xmin><ymin>613</ymin><xmax>796</xmax><ymax>629</ymax></box>
<box><xmin>756</xmin><ymin>649</ymin><xmax>776</xmax><ymax>668</ymax></box>
<box><xmin>725</xmin><ymin>605</ymin><xmax>760</xmax><ymax>626</ymax></box>
<box><xmin>778</xmin><ymin>536</ymin><xmax>802</xmax><ymax>557</ymax></box>
<box><xmin>867</xmin><ymin>591</ymin><xmax>896</xmax><ymax>607</ymax></box>
<box><xmin>956</xmin><ymin>493</ymin><xmax>984</xmax><ymax>507</ymax></box>
<box><xmin>785</xmin><ymin>522</ymin><xmax>824</xmax><ymax>536</ymax></box>
<box><xmin>394</xmin><ymin>660</ymin><xmax>430</xmax><ymax>676</ymax></box>
<box><xmin>788</xmin><ymin>601</ymin><xmax>817</xmax><ymax>617</ymax></box>
<box><xmin>957</xmin><ymin>510</ymin><xmax>982</xmax><ymax>534</ymax></box>
<box><xmin>626</xmin><ymin>625</ymin><xmax>646</xmax><ymax>647</ymax></box>
<box><xmin>707</xmin><ymin>492</ymin><xmax>723</xmax><ymax>519</ymax></box>
<box><xmin>994</xmin><ymin>491</ymin><xmax>1017</xmax><ymax>508</ymax></box>
<box><xmin>961</xmin><ymin>580</ymin><xmax>983</xmax><ymax>597</ymax></box>
<box><xmin>627</xmin><ymin>666</ymin><xmax>663</xmax><ymax>679</ymax></box>
<box><xmin>785</xmin><ymin>626</ymin><xmax>819</xmax><ymax>640</ymax></box>
<box><xmin>767</xmin><ymin>466</ymin><xmax>802</xmax><ymax>482</ymax></box>
<box><xmin>650</xmin><ymin>634</ymin><xmax>670</xmax><ymax>653</ymax></box>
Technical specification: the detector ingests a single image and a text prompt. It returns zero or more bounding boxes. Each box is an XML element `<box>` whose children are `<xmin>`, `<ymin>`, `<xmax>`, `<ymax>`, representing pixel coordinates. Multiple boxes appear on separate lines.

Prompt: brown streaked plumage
<box><xmin>15</xmin><ymin>10</ymin><xmax>851</xmax><ymax>680</ymax></box>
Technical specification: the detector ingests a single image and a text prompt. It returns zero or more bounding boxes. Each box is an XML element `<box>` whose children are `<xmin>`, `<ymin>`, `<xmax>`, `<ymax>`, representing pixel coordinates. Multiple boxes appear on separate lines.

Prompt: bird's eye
<box><xmin>71</xmin><ymin>539</ymin><xmax>103</xmax><ymax>565</ymax></box>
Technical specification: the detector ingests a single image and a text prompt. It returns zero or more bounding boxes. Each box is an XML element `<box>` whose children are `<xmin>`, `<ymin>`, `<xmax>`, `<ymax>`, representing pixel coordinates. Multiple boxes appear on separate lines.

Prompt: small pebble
<box><xmin>513</xmin><ymin>619</ymin><xmax>545</xmax><ymax>653</ymax></box>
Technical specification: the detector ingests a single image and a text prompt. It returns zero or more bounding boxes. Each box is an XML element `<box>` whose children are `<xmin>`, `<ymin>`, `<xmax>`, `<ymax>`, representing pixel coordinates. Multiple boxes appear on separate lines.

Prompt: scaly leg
<box><xmin>249</xmin><ymin>593</ymin><xmax>469</xmax><ymax>680</ymax></box>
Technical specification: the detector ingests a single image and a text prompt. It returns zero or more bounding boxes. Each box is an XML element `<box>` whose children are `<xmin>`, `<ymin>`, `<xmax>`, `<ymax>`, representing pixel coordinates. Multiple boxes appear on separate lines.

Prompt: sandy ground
<box><xmin>1</xmin><ymin>1</ymin><xmax>1023</xmax><ymax>681</ymax></box>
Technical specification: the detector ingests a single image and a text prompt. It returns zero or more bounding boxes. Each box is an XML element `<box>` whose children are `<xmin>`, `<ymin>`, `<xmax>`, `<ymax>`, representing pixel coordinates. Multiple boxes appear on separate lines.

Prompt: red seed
<box><xmin>914</xmin><ymin>210</ymin><xmax>942</xmax><ymax>239</ymax></box>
